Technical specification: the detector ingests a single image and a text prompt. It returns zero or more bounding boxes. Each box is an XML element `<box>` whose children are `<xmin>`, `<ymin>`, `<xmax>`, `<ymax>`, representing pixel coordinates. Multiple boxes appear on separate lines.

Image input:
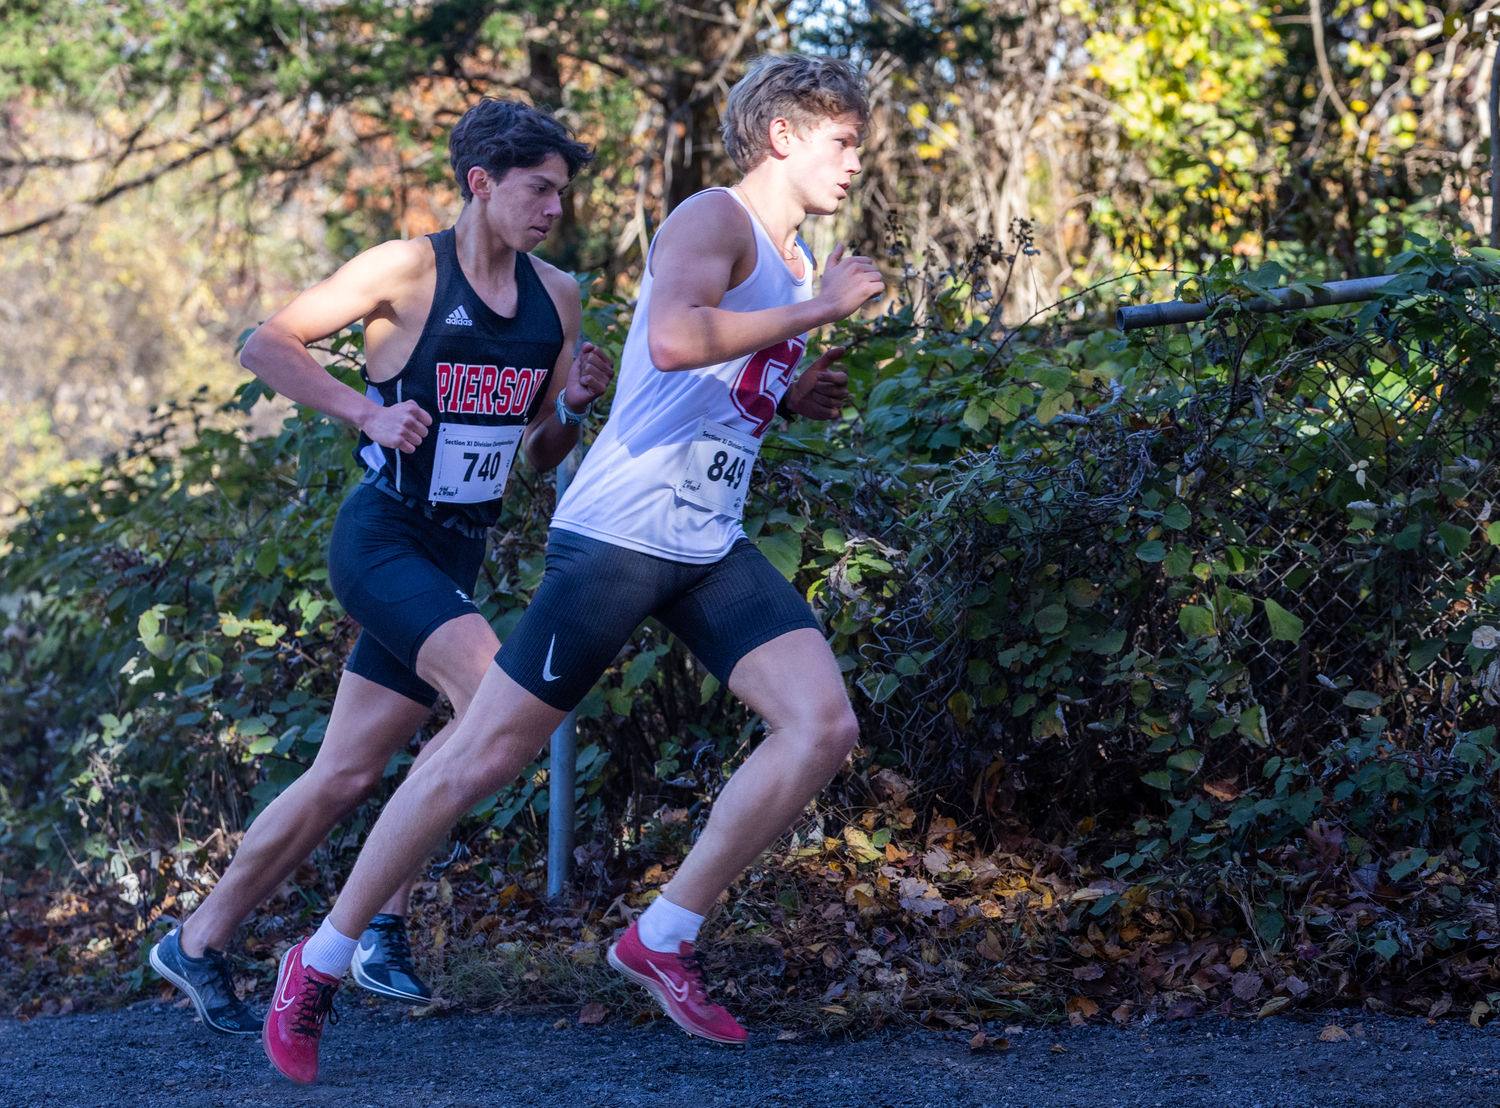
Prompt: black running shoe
<box><xmin>351</xmin><ymin>914</ymin><xmax>431</xmax><ymax>1002</ymax></box>
<box><xmin>148</xmin><ymin>926</ymin><xmax>261</xmax><ymax>1035</ymax></box>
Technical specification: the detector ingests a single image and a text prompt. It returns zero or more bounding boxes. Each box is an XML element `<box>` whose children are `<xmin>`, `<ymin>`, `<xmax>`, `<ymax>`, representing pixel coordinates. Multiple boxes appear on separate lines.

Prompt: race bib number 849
<box><xmin>676</xmin><ymin>418</ymin><xmax>761</xmax><ymax>518</ymax></box>
<box><xmin>428</xmin><ymin>422</ymin><xmax>522</xmax><ymax>505</ymax></box>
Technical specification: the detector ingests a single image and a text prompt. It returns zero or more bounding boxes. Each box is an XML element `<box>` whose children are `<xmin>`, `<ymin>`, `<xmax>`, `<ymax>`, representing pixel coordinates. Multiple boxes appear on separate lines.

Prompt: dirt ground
<box><xmin>2</xmin><ymin>999</ymin><xmax>1499</xmax><ymax>1108</ymax></box>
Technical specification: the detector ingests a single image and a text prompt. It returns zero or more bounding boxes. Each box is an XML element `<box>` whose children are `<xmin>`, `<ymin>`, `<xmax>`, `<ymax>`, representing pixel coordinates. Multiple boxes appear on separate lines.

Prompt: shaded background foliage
<box><xmin>7</xmin><ymin>241</ymin><xmax>1500</xmax><ymax>1022</ymax></box>
<box><xmin>6</xmin><ymin>0</ymin><xmax>1500</xmax><ymax>1025</ymax></box>
<box><xmin>6</xmin><ymin>0</ymin><xmax>1500</xmax><ymax>512</ymax></box>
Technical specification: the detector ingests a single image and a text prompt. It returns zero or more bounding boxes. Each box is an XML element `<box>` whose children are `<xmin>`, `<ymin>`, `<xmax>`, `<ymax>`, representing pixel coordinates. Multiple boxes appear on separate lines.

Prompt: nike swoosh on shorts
<box><xmin>542</xmin><ymin>634</ymin><xmax>561</xmax><ymax>682</ymax></box>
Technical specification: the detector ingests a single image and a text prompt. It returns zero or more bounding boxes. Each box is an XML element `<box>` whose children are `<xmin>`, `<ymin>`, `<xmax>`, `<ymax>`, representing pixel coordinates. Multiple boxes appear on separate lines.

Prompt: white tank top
<box><xmin>552</xmin><ymin>188</ymin><xmax>814</xmax><ymax>563</ymax></box>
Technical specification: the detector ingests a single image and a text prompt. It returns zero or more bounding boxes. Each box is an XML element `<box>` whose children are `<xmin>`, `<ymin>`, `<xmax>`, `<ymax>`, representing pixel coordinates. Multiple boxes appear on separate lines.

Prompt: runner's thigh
<box><xmin>329</xmin><ymin>483</ymin><xmax>487</xmax><ymax>704</ymax></box>
<box><xmin>656</xmin><ymin>539</ymin><xmax>821</xmax><ymax>685</ymax></box>
<box><xmin>496</xmin><ymin>529</ymin><xmax>668</xmax><ymax>711</ymax></box>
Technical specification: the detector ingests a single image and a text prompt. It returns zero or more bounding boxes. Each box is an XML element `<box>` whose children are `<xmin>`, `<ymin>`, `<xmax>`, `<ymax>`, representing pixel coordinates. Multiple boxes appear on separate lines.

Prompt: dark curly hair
<box><xmin>449</xmin><ymin>100</ymin><xmax>594</xmax><ymax>202</ymax></box>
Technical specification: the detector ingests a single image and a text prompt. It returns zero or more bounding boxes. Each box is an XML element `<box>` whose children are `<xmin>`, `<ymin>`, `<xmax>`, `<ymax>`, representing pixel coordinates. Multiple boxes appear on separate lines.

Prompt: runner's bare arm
<box><xmin>522</xmin><ymin>264</ymin><xmax>615</xmax><ymax>472</ymax></box>
<box><xmin>646</xmin><ymin>191</ymin><xmax>884</xmax><ymax>372</ymax></box>
<box><xmin>240</xmin><ymin>240</ymin><xmax>435</xmax><ymax>454</ymax></box>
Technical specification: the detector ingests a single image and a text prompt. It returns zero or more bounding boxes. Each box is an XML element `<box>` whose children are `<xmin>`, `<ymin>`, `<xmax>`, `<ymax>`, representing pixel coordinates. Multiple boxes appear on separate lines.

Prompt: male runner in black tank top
<box><xmin>147</xmin><ymin>102</ymin><xmax>614</xmax><ymax>1057</ymax></box>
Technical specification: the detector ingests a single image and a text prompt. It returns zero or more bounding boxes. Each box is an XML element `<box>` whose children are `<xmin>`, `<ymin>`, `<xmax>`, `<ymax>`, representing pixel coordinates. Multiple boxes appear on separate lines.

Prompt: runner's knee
<box><xmin>792</xmin><ymin>695</ymin><xmax>859</xmax><ymax>767</ymax></box>
<box><xmin>308</xmin><ymin>763</ymin><xmax>385</xmax><ymax>809</ymax></box>
<box><xmin>426</xmin><ymin>741</ymin><xmax>531</xmax><ymax>812</ymax></box>
<box><xmin>824</xmin><ymin>704</ymin><xmax>860</xmax><ymax>762</ymax></box>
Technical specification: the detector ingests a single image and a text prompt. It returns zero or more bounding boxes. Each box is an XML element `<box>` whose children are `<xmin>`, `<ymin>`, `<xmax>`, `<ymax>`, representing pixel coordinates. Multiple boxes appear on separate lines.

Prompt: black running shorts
<box><xmin>497</xmin><ymin>528</ymin><xmax>822</xmax><ymax>711</ymax></box>
<box><xmin>328</xmin><ymin>480</ymin><xmax>488</xmax><ymax>707</ymax></box>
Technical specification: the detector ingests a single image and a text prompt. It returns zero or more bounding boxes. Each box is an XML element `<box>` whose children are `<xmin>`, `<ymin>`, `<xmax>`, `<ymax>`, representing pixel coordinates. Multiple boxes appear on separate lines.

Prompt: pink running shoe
<box><xmin>262</xmin><ymin>939</ymin><xmax>341</xmax><ymax>1085</ymax></box>
<box><xmin>607</xmin><ymin>921</ymin><xmax>747</xmax><ymax>1044</ymax></box>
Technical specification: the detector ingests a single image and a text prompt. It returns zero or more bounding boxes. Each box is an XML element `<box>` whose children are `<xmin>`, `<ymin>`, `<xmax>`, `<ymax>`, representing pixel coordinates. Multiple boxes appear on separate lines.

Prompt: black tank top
<box><xmin>356</xmin><ymin>227</ymin><xmax>564</xmax><ymax>530</ymax></box>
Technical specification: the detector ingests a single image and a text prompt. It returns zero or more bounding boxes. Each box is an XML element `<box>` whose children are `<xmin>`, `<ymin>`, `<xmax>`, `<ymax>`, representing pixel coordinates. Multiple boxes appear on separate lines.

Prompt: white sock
<box><xmin>637</xmin><ymin>894</ymin><xmax>705</xmax><ymax>954</ymax></box>
<box><xmin>302</xmin><ymin>918</ymin><xmax>360</xmax><ymax>978</ymax></box>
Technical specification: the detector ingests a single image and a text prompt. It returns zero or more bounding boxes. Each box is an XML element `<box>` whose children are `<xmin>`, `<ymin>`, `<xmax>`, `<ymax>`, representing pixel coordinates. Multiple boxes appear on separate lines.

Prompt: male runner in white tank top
<box><xmin>274</xmin><ymin>55</ymin><xmax>883</xmax><ymax>1070</ymax></box>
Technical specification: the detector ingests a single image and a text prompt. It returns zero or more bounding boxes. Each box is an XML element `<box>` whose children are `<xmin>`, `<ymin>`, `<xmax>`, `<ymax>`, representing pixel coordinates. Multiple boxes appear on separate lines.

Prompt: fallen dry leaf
<box><xmin>870</xmin><ymin>767</ymin><xmax>912</xmax><ymax>805</ymax></box>
<box><xmin>922</xmin><ymin>846</ymin><xmax>954</xmax><ymax>875</ymax></box>
<box><xmin>578</xmin><ymin>1002</ymin><xmax>607</xmax><ymax>1025</ymax></box>
<box><xmin>1162</xmin><ymin>999</ymin><xmax>1201</xmax><ymax>1022</ymax></box>
<box><xmin>1318</xmin><ymin>1025</ymin><xmax>1350</xmax><ymax>1042</ymax></box>
<box><xmin>1050</xmin><ymin>1043</ymin><xmax>1068</xmax><ymax>1054</ymax></box>
<box><xmin>552</xmin><ymin>1018</ymin><xmax>568</xmax><ymax>1030</ymax></box>
<box><xmin>1228</xmin><ymin>946</ymin><xmax>1248</xmax><ymax>969</ymax></box>
<box><xmin>1473</xmin><ymin>1001</ymin><xmax>1492</xmax><ymax>1028</ymax></box>
<box><xmin>1072</xmin><ymin>963</ymin><xmax>1105</xmax><ymax>981</ymax></box>
<box><xmin>1111</xmin><ymin>1002</ymin><xmax>1134</xmax><ymax>1024</ymax></box>
<box><xmin>842</xmin><ymin>827</ymin><xmax>884</xmax><ymax>864</ymax></box>
<box><xmin>776</xmin><ymin>1030</ymin><xmax>799</xmax><ymax>1041</ymax></box>
<box><xmin>1203</xmin><ymin>779</ymin><xmax>1241</xmax><ymax>801</ymax></box>
<box><xmin>1429</xmin><ymin>995</ymin><xmax>1453</xmax><ymax>1020</ymax></box>
<box><xmin>1067</xmin><ymin>996</ymin><xmax>1099</xmax><ymax>1018</ymax></box>
<box><xmin>976</xmin><ymin>929</ymin><xmax>1005</xmax><ymax>962</ymax></box>
<box><xmin>1257</xmin><ymin>997</ymin><xmax>1291</xmax><ymax>1019</ymax></box>
<box><xmin>1231</xmin><ymin>971</ymin><xmax>1264</xmax><ymax>1001</ymax></box>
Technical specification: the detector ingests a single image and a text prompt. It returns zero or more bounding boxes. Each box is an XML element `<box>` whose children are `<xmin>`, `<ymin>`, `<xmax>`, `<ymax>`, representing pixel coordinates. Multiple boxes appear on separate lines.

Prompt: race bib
<box><xmin>427</xmin><ymin>422</ymin><xmax>522</xmax><ymax>504</ymax></box>
<box><xmin>675</xmin><ymin>418</ymin><xmax>760</xmax><ymax>518</ymax></box>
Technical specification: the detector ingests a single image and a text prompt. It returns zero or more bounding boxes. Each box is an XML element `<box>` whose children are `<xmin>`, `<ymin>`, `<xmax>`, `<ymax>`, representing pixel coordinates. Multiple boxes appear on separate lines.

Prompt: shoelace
<box><xmin>292</xmin><ymin>981</ymin><xmax>340</xmax><ymax>1037</ymax></box>
<box><xmin>201</xmin><ymin>949</ymin><xmax>241</xmax><ymax>1008</ymax></box>
<box><xmin>675</xmin><ymin>950</ymin><xmax>715</xmax><ymax>1005</ymax></box>
<box><xmin>369</xmin><ymin>917</ymin><xmax>417</xmax><ymax>975</ymax></box>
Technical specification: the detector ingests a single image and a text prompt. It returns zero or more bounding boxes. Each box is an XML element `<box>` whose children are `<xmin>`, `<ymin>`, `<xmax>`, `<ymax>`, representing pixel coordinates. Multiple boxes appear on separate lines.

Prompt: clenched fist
<box><xmin>783</xmin><ymin>345</ymin><xmax>852</xmax><ymax>421</ymax></box>
<box><xmin>561</xmin><ymin>341</ymin><xmax>615</xmax><ymax>414</ymax></box>
<box><xmin>815</xmin><ymin>244</ymin><xmax>884</xmax><ymax>323</ymax></box>
<box><xmin>360</xmin><ymin>398</ymin><xmax>432</xmax><ymax>453</ymax></box>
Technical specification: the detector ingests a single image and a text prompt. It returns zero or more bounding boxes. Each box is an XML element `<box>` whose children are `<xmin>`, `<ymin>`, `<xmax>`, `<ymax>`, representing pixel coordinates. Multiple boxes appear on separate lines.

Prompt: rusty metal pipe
<box><xmin>1116</xmin><ymin>266</ymin><xmax>1500</xmax><ymax>331</ymax></box>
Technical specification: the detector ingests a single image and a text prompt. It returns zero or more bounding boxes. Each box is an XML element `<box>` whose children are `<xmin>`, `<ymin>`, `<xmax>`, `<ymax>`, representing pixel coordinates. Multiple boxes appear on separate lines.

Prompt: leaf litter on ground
<box><xmin>7</xmin><ymin>780</ymin><xmax>1500</xmax><ymax>1036</ymax></box>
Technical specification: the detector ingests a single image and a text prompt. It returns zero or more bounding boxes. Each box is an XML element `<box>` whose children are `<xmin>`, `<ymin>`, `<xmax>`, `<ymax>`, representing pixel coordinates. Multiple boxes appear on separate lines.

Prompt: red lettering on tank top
<box><xmin>733</xmin><ymin>337</ymin><xmax>806</xmax><ymax>437</ymax></box>
<box><xmin>478</xmin><ymin>365</ymin><xmax>499</xmax><ymax>415</ymax></box>
<box><xmin>512</xmin><ymin>368</ymin><xmax>535</xmax><ymax>414</ymax></box>
<box><xmin>435</xmin><ymin>363</ymin><xmax>454</xmax><ymax>413</ymax></box>
<box><xmin>444</xmin><ymin>364</ymin><xmax>466</xmax><ymax>411</ymax></box>
<box><xmin>461</xmin><ymin>365</ymin><xmax>482</xmax><ymax>413</ymax></box>
<box><xmin>496</xmin><ymin>367</ymin><xmax>517</xmax><ymax>413</ymax></box>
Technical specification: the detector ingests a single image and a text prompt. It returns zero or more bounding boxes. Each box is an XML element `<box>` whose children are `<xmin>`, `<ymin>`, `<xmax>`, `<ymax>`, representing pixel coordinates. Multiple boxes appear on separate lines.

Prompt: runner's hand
<box><xmin>816</xmin><ymin>244</ymin><xmax>884</xmax><ymax>322</ymax></box>
<box><xmin>562</xmin><ymin>341</ymin><xmax>615</xmax><ymax>412</ymax></box>
<box><xmin>784</xmin><ymin>346</ymin><xmax>851</xmax><ymax>421</ymax></box>
<box><xmin>361</xmin><ymin>398</ymin><xmax>432</xmax><ymax>453</ymax></box>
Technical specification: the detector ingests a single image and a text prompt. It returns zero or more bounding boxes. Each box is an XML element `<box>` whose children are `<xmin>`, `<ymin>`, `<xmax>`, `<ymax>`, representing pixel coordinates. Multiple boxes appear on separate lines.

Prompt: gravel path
<box><xmin>2</xmin><ymin>999</ymin><xmax>1498</xmax><ymax>1107</ymax></box>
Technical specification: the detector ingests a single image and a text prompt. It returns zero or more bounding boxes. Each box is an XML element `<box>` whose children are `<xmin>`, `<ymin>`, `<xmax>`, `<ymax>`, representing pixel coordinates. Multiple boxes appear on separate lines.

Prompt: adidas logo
<box><xmin>445</xmin><ymin>304</ymin><xmax>474</xmax><ymax>326</ymax></box>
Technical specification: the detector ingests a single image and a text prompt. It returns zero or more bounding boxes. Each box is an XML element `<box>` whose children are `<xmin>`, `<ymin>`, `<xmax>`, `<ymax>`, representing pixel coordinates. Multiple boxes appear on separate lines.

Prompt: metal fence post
<box><xmin>547</xmin><ymin>444</ymin><xmax>580</xmax><ymax>901</ymax></box>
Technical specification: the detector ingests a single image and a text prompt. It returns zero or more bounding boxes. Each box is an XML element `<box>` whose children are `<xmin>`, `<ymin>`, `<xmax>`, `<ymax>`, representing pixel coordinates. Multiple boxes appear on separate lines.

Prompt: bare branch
<box><xmin>1308</xmin><ymin>0</ymin><xmax>1352</xmax><ymax>120</ymax></box>
<box><xmin>0</xmin><ymin>108</ymin><xmax>268</xmax><ymax>241</ymax></box>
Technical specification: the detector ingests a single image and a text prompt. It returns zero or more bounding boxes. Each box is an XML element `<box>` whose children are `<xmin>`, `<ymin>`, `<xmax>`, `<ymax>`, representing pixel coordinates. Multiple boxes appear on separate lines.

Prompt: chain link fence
<box><xmin>785</xmin><ymin>272</ymin><xmax>1500</xmax><ymax>828</ymax></box>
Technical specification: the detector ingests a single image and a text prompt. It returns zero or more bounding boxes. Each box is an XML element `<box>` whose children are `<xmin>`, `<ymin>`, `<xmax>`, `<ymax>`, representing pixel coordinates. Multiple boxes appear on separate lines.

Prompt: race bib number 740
<box><xmin>427</xmin><ymin>422</ymin><xmax>522</xmax><ymax>504</ymax></box>
<box><xmin>675</xmin><ymin>418</ymin><xmax>761</xmax><ymax>518</ymax></box>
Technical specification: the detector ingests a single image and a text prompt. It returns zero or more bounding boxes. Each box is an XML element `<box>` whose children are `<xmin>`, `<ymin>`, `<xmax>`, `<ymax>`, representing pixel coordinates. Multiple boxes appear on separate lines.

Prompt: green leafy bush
<box><xmin>6</xmin><ymin>245</ymin><xmax>1500</xmax><ymax>978</ymax></box>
